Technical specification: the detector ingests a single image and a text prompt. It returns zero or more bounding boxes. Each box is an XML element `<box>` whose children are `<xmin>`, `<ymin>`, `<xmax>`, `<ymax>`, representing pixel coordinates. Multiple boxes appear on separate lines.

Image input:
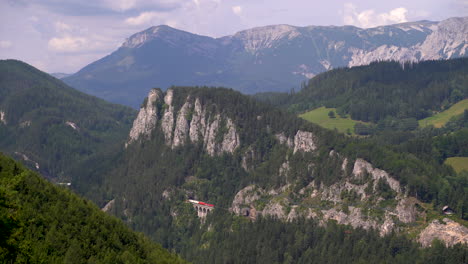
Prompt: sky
<box><xmin>0</xmin><ymin>0</ymin><xmax>466</xmax><ymax>74</ymax></box>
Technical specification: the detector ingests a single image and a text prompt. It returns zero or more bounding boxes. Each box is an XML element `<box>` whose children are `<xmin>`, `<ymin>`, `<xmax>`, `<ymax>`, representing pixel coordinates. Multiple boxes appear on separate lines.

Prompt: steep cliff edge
<box><xmin>126</xmin><ymin>88</ymin><xmax>240</xmax><ymax>156</ymax></box>
<box><xmin>117</xmin><ymin>87</ymin><xmax>467</xmax><ymax>249</ymax></box>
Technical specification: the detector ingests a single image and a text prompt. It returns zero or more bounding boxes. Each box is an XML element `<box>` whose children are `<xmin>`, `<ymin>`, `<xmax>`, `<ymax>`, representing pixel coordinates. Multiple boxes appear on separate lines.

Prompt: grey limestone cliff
<box><xmin>127</xmin><ymin>89</ymin><xmax>240</xmax><ymax>156</ymax></box>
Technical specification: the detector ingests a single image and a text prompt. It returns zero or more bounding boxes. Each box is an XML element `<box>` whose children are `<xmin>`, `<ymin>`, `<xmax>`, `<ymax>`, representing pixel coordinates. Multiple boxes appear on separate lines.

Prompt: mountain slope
<box><xmin>79</xmin><ymin>87</ymin><xmax>468</xmax><ymax>264</ymax></box>
<box><xmin>0</xmin><ymin>152</ymin><xmax>186</xmax><ymax>263</ymax></box>
<box><xmin>0</xmin><ymin>60</ymin><xmax>136</xmax><ymax>187</ymax></box>
<box><xmin>64</xmin><ymin>17</ymin><xmax>468</xmax><ymax>107</ymax></box>
<box><xmin>259</xmin><ymin>58</ymin><xmax>468</xmax><ymax>125</ymax></box>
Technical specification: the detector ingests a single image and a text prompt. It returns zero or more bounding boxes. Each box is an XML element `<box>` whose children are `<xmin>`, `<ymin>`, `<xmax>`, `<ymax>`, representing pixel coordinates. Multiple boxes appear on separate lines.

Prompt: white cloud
<box><xmin>103</xmin><ymin>0</ymin><xmax>137</xmax><ymax>11</ymax></box>
<box><xmin>343</xmin><ymin>3</ymin><xmax>408</xmax><ymax>28</ymax></box>
<box><xmin>232</xmin><ymin>5</ymin><xmax>242</xmax><ymax>16</ymax></box>
<box><xmin>55</xmin><ymin>21</ymin><xmax>72</xmax><ymax>33</ymax></box>
<box><xmin>0</xmin><ymin>41</ymin><xmax>12</xmax><ymax>49</ymax></box>
<box><xmin>48</xmin><ymin>36</ymin><xmax>88</xmax><ymax>52</ymax></box>
<box><xmin>125</xmin><ymin>11</ymin><xmax>162</xmax><ymax>25</ymax></box>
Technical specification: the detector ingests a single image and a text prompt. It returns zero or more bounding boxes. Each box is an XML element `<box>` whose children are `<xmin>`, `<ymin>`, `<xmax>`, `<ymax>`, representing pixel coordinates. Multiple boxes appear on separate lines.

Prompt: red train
<box><xmin>188</xmin><ymin>199</ymin><xmax>214</xmax><ymax>207</ymax></box>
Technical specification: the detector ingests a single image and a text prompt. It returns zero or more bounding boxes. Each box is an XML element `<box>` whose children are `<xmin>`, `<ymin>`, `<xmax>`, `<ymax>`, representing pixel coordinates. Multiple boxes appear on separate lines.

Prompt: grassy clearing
<box><xmin>299</xmin><ymin>107</ymin><xmax>365</xmax><ymax>134</ymax></box>
<box><xmin>419</xmin><ymin>99</ymin><xmax>468</xmax><ymax>128</ymax></box>
<box><xmin>444</xmin><ymin>157</ymin><xmax>468</xmax><ymax>173</ymax></box>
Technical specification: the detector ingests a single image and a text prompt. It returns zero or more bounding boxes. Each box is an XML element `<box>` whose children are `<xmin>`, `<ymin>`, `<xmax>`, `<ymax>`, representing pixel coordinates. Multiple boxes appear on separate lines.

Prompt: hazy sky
<box><xmin>0</xmin><ymin>0</ymin><xmax>466</xmax><ymax>73</ymax></box>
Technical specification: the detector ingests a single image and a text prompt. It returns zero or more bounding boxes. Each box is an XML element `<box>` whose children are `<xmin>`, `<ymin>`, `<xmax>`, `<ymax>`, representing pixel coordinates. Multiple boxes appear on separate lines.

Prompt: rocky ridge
<box><xmin>230</xmin><ymin>150</ymin><xmax>428</xmax><ymax>237</ymax></box>
<box><xmin>127</xmin><ymin>89</ymin><xmax>240</xmax><ymax>156</ymax></box>
<box><xmin>64</xmin><ymin>16</ymin><xmax>468</xmax><ymax>107</ymax></box>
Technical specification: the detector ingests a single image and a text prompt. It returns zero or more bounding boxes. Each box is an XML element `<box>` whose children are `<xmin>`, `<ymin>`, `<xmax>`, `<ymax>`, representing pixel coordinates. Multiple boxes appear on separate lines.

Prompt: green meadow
<box><xmin>445</xmin><ymin>157</ymin><xmax>468</xmax><ymax>173</ymax></box>
<box><xmin>419</xmin><ymin>99</ymin><xmax>468</xmax><ymax>128</ymax></box>
<box><xmin>299</xmin><ymin>107</ymin><xmax>364</xmax><ymax>134</ymax></box>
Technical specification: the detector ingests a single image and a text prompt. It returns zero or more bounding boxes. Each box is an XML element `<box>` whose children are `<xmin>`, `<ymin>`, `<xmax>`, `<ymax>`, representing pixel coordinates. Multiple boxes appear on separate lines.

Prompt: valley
<box><xmin>0</xmin><ymin>10</ymin><xmax>467</xmax><ymax>263</ymax></box>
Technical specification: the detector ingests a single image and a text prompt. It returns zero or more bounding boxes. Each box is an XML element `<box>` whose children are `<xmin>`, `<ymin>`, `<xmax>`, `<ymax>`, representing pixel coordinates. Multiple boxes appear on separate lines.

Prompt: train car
<box><xmin>188</xmin><ymin>199</ymin><xmax>214</xmax><ymax>207</ymax></box>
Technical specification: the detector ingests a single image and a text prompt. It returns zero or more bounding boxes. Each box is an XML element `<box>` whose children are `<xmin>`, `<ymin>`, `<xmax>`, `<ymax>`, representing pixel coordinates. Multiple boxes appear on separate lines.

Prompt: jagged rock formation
<box><xmin>230</xmin><ymin>152</ymin><xmax>424</xmax><ymax>236</ymax></box>
<box><xmin>0</xmin><ymin>110</ymin><xmax>6</xmax><ymax>125</ymax></box>
<box><xmin>275</xmin><ymin>130</ymin><xmax>317</xmax><ymax>153</ymax></box>
<box><xmin>419</xmin><ymin>218</ymin><xmax>468</xmax><ymax>247</ymax></box>
<box><xmin>127</xmin><ymin>89</ymin><xmax>240</xmax><ymax>156</ymax></box>
<box><xmin>127</xmin><ymin>88</ymin><xmax>163</xmax><ymax>145</ymax></box>
<box><xmin>64</xmin><ymin>17</ymin><xmax>468</xmax><ymax>107</ymax></box>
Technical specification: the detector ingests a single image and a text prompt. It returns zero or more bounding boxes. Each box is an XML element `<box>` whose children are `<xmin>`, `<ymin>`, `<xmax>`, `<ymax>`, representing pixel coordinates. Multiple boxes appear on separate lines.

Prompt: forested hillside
<box><xmin>0</xmin><ymin>60</ymin><xmax>136</xmax><ymax>184</ymax></box>
<box><xmin>258</xmin><ymin>58</ymin><xmax>467</xmax><ymax>125</ymax></box>
<box><xmin>0</xmin><ymin>152</ymin><xmax>186</xmax><ymax>263</ymax></box>
<box><xmin>84</xmin><ymin>86</ymin><xmax>467</xmax><ymax>263</ymax></box>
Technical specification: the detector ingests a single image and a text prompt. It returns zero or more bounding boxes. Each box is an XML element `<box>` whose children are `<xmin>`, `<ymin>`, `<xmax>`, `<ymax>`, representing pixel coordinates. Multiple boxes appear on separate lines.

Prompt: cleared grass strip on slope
<box><xmin>419</xmin><ymin>99</ymin><xmax>468</xmax><ymax>128</ymax></box>
<box><xmin>299</xmin><ymin>106</ymin><xmax>365</xmax><ymax>134</ymax></box>
<box><xmin>445</xmin><ymin>157</ymin><xmax>468</xmax><ymax>173</ymax></box>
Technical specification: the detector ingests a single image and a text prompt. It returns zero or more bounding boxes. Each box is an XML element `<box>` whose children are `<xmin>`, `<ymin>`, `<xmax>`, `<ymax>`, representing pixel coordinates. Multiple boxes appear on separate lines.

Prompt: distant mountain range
<box><xmin>64</xmin><ymin>16</ymin><xmax>468</xmax><ymax>107</ymax></box>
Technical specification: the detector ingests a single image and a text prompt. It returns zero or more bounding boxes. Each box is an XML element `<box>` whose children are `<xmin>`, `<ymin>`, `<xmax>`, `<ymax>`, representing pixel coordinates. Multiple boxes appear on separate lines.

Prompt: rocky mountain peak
<box><xmin>232</xmin><ymin>24</ymin><xmax>301</xmax><ymax>53</ymax></box>
<box><xmin>121</xmin><ymin>25</ymin><xmax>202</xmax><ymax>48</ymax></box>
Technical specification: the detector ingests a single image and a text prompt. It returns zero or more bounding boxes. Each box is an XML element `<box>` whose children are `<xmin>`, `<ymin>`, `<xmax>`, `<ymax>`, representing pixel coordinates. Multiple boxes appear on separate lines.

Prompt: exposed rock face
<box><xmin>204</xmin><ymin>115</ymin><xmax>220</xmax><ymax>156</ymax></box>
<box><xmin>220</xmin><ymin>118</ymin><xmax>240</xmax><ymax>153</ymax></box>
<box><xmin>127</xmin><ymin>88</ymin><xmax>240</xmax><ymax>156</ymax></box>
<box><xmin>65</xmin><ymin>121</ymin><xmax>79</xmax><ymax>131</ymax></box>
<box><xmin>231</xmin><ymin>185</ymin><xmax>263</xmax><ymax>215</ymax></box>
<box><xmin>127</xmin><ymin>88</ymin><xmax>163</xmax><ymax>145</ymax></box>
<box><xmin>352</xmin><ymin>159</ymin><xmax>401</xmax><ymax>193</ymax></box>
<box><xmin>396</xmin><ymin>198</ymin><xmax>418</xmax><ymax>223</ymax></box>
<box><xmin>322</xmin><ymin>207</ymin><xmax>377</xmax><ymax>230</ymax></box>
<box><xmin>64</xmin><ymin>17</ymin><xmax>468</xmax><ymax>108</ymax></box>
<box><xmin>275</xmin><ymin>133</ymin><xmax>294</xmax><ymax>148</ymax></box>
<box><xmin>161</xmin><ymin>89</ymin><xmax>175</xmax><ymax>145</ymax></box>
<box><xmin>293</xmin><ymin>130</ymin><xmax>317</xmax><ymax>153</ymax></box>
<box><xmin>241</xmin><ymin>147</ymin><xmax>255</xmax><ymax>171</ymax></box>
<box><xmin>189</xmin><ymin>98</ymin><xmax>206</xmax><ymax>143</ymax></box>
<box><xmin>419</xmin><ymin>218</ymin><xmax>468</xmax><ymax>247</ymax></box>
<box><xmin>263</xmin><ymin>201</ymin><xmax>286</xmax><ymax>219</ymax></box>
<box><xmin>102</xmin><ymin>199</ymin><xmax>115</xmax><ymax>212</ymax></box>
<box><xmin>0</xmin><ymin>111</ymin><xmax>5</xmax><ymax>125</ymax></box>
<box><xmin>173</xmin><ymin>100</ymin><xmax>192</xmax><ymax>148</ymax></box>
<box><xmin>14</xmin><ymin>152</ymin><xmax>40</xmax><ymax>170</ymax></box>
<box><xmin>230</xmin><ymin>155</ymin><xmax>424</xmax><ymax>236</ymax></box>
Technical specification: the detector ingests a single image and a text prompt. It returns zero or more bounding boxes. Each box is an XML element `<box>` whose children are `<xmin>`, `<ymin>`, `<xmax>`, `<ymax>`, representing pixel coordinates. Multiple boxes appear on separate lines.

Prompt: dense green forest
<box><xmin>0</xmin><ymin>60</ymin><xmax>136</xmax><ymax>182</ymax></box>
<box><xmin>0</xmin><ymin>152</ymin><xmax>186</xmax><ymax>263</ymax></box>
<box><xmin>83</xmin><ymin>86</ymin><xmax>467</xmax><ymax>264</ymax></box>
<box><xmin>256</xmin><ymin>58</ymin><xmax>468</xmax><ymax>125</ymax></box>
<box><xmin>175</xmin><ymin>212</ymin><xmax>467</xmax><ymax>264</ymax></box>
<box><xmin>1</xmin><ymin>61</ymin><xmax>466</xmax><ymax>263</ymax></box>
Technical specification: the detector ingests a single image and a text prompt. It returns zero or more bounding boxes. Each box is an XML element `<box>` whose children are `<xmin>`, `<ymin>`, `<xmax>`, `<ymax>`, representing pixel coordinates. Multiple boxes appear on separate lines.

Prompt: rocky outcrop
<box><xmin>204</xmin><ymin>114</ymin><xmax>220</xmax><ymax>156</ymax></box>
<box><xmin>128</xmin><ymin>88</ymin><xmax>241</xmax><ymax>156</ymax></box>
<box><xmin>275</xmin><ymin>133</ymin><xmax>293</xmax><ymax>148</ymax></box>
<box><xmin>263</xmin><ymin>201</ymin><xmax>286</xmax><ymax>219</ymax></box>
<box><xmin>396</xmin><ymin>198</ymin><xmax>418</xmax><ymax>223</ymax></box>
<box><xmin>127</xmin><ymin>88</ymin><xmax>162</xmax><ymax>145</ymax></box>
<box><xmin>14</xmin><ymin>152</ymin><xmax>40</xmax><ymax>170</ymax></box>
<box><xmin>348</xmin><ymin>17</ymin><xmax>468</xmax><ymax>67</ymax></box>
<box><xmin>161</xmin><ymin>89</ymin><xmax>175</xmax><ymax>145</ymax></box>
<box><xmin>322</xmin><ymin>207</ymin><xmax>377</xmax><ymax>230</ymax></box>
<box><xmin>102</xmin><ymin>199</ymin><xmax>115</xmax><ymax>212</ymax></box>
<box><xmin>293</xmin><ymin>130</ymin><xmax>317</xmax><ymax>153</ymax></box>
<box><xmin>189</xmin><ymin>98</ymin><xmax>206</xmax><ymax>143</ymax></box>
<box><xmin>220</xmin><ymin>118</ymin><xmax>240</xmax><ymax>153</ymax></box>
<box><xmin>65</xmin><ymin>121</ymin><xmax>79</xmax><ymax>131</ymax></box>
<box><xmin>0</xmin><ymin>111</ymin><xmax>5</xmax><ymax>125</ymax></box>
<box><xmin>352</xmin><ymin>159</ymin><xmax>401</xmax><ymax>193</ymax></box>
<box><xmin>173</xmin><ymin>100</ymin><xmax>192</xmax><ymax>148</ymax></box>
<box><xmin>231</xmin><ymin>185</ymin><xmax>263</xmax><ymax>215</ymax></box>
<box><xmin>419</xmin><ymin>218</ymin><xmax>468</xmax><ymax>247</ymax></box>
